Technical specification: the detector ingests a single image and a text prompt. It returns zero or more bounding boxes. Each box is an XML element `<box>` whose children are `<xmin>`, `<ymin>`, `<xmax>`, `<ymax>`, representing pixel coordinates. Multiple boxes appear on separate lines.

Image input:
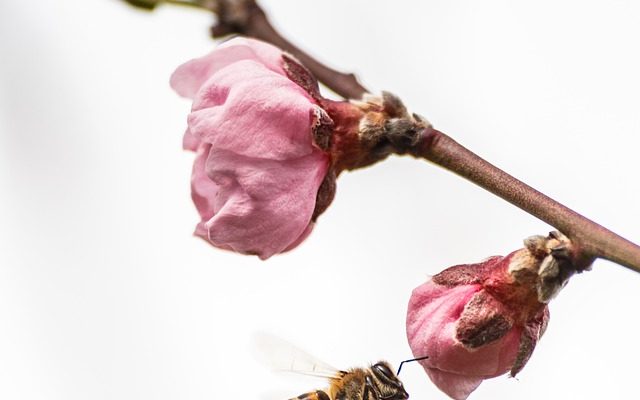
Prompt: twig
<box><xmin>209</xmin><ymin>0</ymin><xmax>368</xmax><ymax>99</ymax></box>
<box><xmin>125</xmin><ymin>0</ymin><xmax>640</xmax><ymax>272</ymax></box>
<box><xmin>412</xmin><ymin>129</ymin><xmax>640</xmax><ymax>272</ymax></box>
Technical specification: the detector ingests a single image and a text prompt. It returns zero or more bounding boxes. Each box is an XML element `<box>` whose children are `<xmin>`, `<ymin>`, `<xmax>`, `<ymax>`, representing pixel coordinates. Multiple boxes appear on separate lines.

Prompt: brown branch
<box><xmin>210</xmin><ymin>0</ymin><xmax>368</xmax><ymax>99</ymax></box>
<box><xmin>123</xmin><ymin>0</ymin><xmax>367</xmax><ymax>97</ymax></box>
<box><xmin>411</xmin><ymin>129</ymin><xmax>640</xmax><ymax>273</ymax></box>
<box><xmin>125</xmin><ymin>0</ymin><xmax>640</xmax><ymax>272</ymax></box>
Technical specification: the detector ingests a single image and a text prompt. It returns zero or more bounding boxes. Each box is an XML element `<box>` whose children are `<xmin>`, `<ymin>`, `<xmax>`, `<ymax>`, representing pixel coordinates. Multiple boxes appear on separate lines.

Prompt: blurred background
<box><xmin>1</xmin><ymin>1</ymin><xmax>639</xmax><ymax>399</ymax></box>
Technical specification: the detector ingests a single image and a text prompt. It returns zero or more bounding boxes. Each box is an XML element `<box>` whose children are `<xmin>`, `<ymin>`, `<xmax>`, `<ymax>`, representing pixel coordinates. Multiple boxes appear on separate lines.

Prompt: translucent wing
<box><xmin>252</xmin><ymin>332</ymin><xmax>343</xmax><ymax>379</ymax></box>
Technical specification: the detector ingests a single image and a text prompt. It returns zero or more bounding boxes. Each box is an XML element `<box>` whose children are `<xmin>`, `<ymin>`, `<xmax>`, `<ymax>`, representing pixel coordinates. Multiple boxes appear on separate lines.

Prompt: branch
<box><xmin>124</xmin><ymin>0</ymin><xmax>640</xmax><ymax>272</ymax></box>
<box><xmin>209</xmin><ymin>0</ymin><xmax>368</xmax><ymax>99</ymax></box>
<box><xmin>412</xmin><ymin>129</ymin><xmax>640</xmax><ymax>273</ymax></box>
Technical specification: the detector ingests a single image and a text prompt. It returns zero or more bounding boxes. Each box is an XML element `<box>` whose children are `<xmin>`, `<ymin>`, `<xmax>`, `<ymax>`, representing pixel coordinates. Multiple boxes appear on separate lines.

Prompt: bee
<box><xmin>289</xmin><ymin>360</ymin><xmax>409</xmax><ymax>400</ymax></box>
<box><xmin>253</xmin><ymin>333</ymin><xmax>420</xmax><ymax>400</ymax></box>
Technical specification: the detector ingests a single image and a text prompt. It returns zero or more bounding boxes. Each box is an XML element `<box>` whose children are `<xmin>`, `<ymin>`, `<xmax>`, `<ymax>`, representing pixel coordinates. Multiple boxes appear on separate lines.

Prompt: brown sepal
<box><xmin>510</xmin><ymin>307</ymin><xmax>549</xmax><ymax>376</ymax></box>
<box><xmin>283</xmin><ymin>53</ymin><xmax>322</xmax><ymax>102</ymax></box>
<box><xmin>433</xmin><ymin>256</ymin><xmax>502</xmax><ymax>287</ymax></box>
<box><xmin>455</xmin><ymin>290</ymin><xmax>513</xmax><ymax>349</ymax></box>
<box><xmin>312</xmin><ymin>168</ymin><xmax>336</xmax><ymax>221</ymax></box>
<box><xmin>381</xmin><ymin>91</ymin><xmax>409</xmax><ymax>118</ymax></box>
<box><xmin>310</xmin><ymin>107</ymin><xmax>334</xmax><ymax>151</ymax></box>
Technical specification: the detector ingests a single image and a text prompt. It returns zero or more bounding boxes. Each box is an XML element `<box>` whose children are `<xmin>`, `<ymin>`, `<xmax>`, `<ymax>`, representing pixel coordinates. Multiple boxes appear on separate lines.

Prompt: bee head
<box><xmin>370</xmin><ymin>361</ymin><xmax>409</xmax><ymax>400</ymax></box>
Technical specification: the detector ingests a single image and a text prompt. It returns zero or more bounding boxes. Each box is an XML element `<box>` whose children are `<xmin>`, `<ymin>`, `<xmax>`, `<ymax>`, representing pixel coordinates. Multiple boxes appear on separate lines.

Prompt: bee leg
<box><xmin>364</xmin><ymin>375</ymin><xmax>382</xmax><ymax>400</ymax></box>
<box><xmin>362</xmin><ymin>384</ymin><xmax>370</xmax><ymax>400</ymax></box>
<box><xmin>290</xmin><ymin>390</ymin><xmax>330</xmax><ymax>400</ymax></box>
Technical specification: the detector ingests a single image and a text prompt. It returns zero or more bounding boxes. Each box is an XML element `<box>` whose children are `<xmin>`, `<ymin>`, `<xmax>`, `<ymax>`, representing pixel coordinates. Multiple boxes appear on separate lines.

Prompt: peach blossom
<box><xmin>171</xmin><ymin>38</ymin><xmax>331</xmax><ymax>259</ymax></box>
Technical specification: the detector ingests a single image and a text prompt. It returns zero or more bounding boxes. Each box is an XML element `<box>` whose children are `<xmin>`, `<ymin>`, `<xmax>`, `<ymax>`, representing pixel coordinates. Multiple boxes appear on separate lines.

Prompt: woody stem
<box><xmin>210</xmin><ymin>0</ymin><xmax>368</xmax><ymax>99</ymax></box>
<box><xmin>132</xmin><ymin>0</ymin><xmax>640</xmax><ymax>272</ymax></box>
<box><xmin>413</xmin><ymin>129</ymin><xmax>640</xmax><ymax>272</ymax></box>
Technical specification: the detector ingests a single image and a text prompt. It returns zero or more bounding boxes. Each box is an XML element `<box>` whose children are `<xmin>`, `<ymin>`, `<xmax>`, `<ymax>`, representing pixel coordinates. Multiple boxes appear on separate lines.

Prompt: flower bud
<box><xmin>171</xmin><ymin>37</ymin><xmax>429</xmax><ymax>259</ymax></box>
<box><xmin>406</xmin><ymin>232</ymin><xmax>588</xmax><ymax>400</ymax></box>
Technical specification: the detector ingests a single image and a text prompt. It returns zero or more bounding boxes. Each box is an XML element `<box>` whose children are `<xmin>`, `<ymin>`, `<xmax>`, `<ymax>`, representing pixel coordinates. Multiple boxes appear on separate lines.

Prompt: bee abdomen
<box><xmin>291</xmin><ymin>390</ymin><xmax>331</xmax><ymax>400</ymax></box>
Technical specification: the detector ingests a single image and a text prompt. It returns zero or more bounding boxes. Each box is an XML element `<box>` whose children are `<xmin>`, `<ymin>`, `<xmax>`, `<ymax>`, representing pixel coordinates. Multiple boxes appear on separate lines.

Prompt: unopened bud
<box><xmin>406</xmin><ymin>231</ymin><xmax>589</xmax><ymax>400</ymax></box>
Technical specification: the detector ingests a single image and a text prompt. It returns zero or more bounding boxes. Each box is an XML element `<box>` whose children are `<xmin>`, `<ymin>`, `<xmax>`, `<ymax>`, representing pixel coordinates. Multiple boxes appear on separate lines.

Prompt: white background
<box><xmin>1</xmin><ymin>1</ymin><xmax>639</xmax><ymax>399</ymax></box>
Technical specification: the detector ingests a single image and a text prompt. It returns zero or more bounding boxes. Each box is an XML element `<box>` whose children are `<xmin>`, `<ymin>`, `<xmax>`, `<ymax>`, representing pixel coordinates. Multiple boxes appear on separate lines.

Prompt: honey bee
<box><xmin>253</xmin><ymin>333</ymin><xmax>418</xmax><ymax>400</ymax></box>
<box><xmin>289</xmin><ymin>360</ymin><xmax>409</xmax><ymax>400</ymax></box>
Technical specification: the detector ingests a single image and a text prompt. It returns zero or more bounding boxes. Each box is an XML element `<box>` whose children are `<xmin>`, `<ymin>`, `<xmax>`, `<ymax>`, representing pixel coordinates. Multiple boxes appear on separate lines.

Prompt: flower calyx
<box><xmin>511</xmin><ymin>231</ymin><xmax>592</xmax><ymax>304</ymax></box>
<box><xmin>322</xmin><ymin>91</ymin><xmax>432</xmax><ymax>173</ymax></box>
<box><xmin>280</xmin><ymin>49</ymin><xmax>431</xmax><ymax>173</ymax></box>
<box><xmin>357</xmin><ymin>92</ymin><xmax>432</xmax><ymax>155</ymax></box>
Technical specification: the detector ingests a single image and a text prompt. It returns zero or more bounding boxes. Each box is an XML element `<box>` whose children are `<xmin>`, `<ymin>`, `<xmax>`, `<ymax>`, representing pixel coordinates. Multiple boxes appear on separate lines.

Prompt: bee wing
<box><xmin>252</xmin><ymin>332</ymin><xmax>342</xmax><ymax>379</ymax></box>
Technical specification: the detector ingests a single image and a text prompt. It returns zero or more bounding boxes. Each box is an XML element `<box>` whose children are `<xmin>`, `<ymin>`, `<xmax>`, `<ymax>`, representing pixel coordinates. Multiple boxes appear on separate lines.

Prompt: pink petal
<box><xmin>425</xmin><ymin>368</ymin><xmax>483</xmax><ymax>400</ymax></box>
<box><xmin>200</xmin><ymin>147</ymin><xmax>328</xmax><ymax>259</ymax></box>
<box><xmin>407</xmin><ymin>280</ymin><xmax>523</xmax><ymax>398</ymax></box>
<box><xmin>190</xmin><ymin>144</ymin><xmax>219</xmax><ymax>222</ymax></box>
<box><xmin>187</xmin><ymin>60</ymin><xmax>316</xmax><ymax>160</ymax></box>
<box><xmin>170</xmin><ymin>37</ymin><xmax>286</xmax><ymax>99</ymax></box>
<box><xmin>183</xmin><ymin>127</ymin><xmax>201</xmax><ymax>151</ymax></box>
<box><xmin>174</xmin><ymin>37</ymin><xmax>331</xmax><ymax>258</ymax></box>
<box><xmin>407</xmin><ymin>281</ymin><xmax>480</xmax><ymax>356</ymax></box>
<box><xmin>283</xmin><ymin>222</ymin><xmax>315</xmax><ymax>252</ymax></box>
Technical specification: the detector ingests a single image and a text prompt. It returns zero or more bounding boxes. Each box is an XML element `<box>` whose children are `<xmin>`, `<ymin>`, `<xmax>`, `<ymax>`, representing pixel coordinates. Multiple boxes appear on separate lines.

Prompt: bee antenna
<box><xmin>396</xmin><ymin>356</ymin><xmax>429</xmax><ymax>376</ymax></box>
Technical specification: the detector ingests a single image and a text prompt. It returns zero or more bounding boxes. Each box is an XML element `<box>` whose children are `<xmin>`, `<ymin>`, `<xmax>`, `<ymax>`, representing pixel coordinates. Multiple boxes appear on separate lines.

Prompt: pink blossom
<box><xmin>406</xmin><ymin>233</ymin><xmax>579</xmax><ymax>399</ymax></box>
<box><xmin>171</xmin><ymin>38</ymin><xmax>431</xmax><ymax>259</ymax></box>
<box><xmin>170</xmin><ymin>38</ymin><xmax>333</xmax><ymax>259</ymax></box>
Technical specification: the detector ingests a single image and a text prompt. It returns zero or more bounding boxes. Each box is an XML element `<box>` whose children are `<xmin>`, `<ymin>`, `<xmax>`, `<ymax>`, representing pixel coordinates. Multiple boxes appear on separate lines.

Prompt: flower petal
<box><xmin>407</xmin><ymin>281</ymin><xmax>522</xmax><ymax>377</ymax></box>
<box><xmin>199</xmin><ymin>147</ymin><xmax>328</xmax><ymax>259</ymax></box>
<box><xmin>187</xmin><ymin>60</ymin><xmax>317</xmax><ymax>160</ymax></box>
<box><xmin>183</xmin><ymin>127</ymin><xmax>201</xmax><ymax>151</ymax></box>
<box><xmin>425</xmin><ymin>368</ymin><xmax>483</xmax><ymax>400</ymax></box>
<box><xmin>190</xmin><ymin>144</ymin><xmax>219</xmax><ymax>223</ymax></box>
<box><xmin>283</xmin><ymin>222</ymin><xmax>315</xmax><ymax>252</ymax></box>
<box><xmin>170</xmin><ymin>37</ymin><xmax>286</xmax><ymax>99</ymax></box>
